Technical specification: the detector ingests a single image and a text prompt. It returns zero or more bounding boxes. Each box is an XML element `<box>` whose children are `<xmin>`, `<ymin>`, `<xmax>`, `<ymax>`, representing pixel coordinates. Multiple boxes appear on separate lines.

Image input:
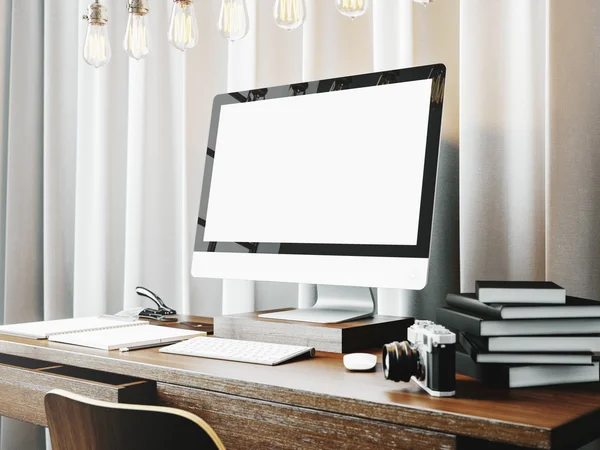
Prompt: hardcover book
<box><xmin>464</xmin><ymin>334</ymin><xmax>600</xmax><ymax>353</ymax></box>
<box><xmin>475</xmin><ymin>281</ymin><xmax>565</xmax><ymax>304</ymax></box>
<box><xmin>446</xmin><ymin>293</ymin><xmax>600</xmax><ymax>319</ymax></box>
<box><xmin>458</xmin><ymin>332</ymin><xmax>593</xmax><ymax>365</ymax></box>
<box><xmin>437</xmin><ymin>306</ymin><xmax>600</xmax><ymax>336</ymax></box>
<box><xmin>456</xmin><ymin>346</ymin><xmax>599</xmax><ymax>388</ymax></box>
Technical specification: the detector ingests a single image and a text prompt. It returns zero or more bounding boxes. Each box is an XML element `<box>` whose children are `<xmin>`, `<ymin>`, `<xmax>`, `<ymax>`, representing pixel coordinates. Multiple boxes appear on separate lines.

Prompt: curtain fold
<box><xmin>547</xmin><ymin>1</ymin><xmax>600</xmax><ymax>300</ymax></box>
<box><xmin>372</xmin><ymin>0</ymin><xmax>413</xmax><ymax>71</ymax></box>
<box><xmin>0</xmin><ymin>0</ymin><xmax>9</xmax><ymax>334</ymax></box>
<box><xmin>74</xmin><ymin>0</ymin><xmax>129</xmax><ymax>317</ymax></box>
<box><xmin>186</xmin><ymin>0</ymin><xmax>228</xmax><ymax>318</ymax></box>
<box><xmin>302</xmin><ymin>0</ymin><xmax>374</xmax><ymax>81</ymax></box>
<box><xmin>460</xmin><ymin>0</ymin><xmax>546</xmax><ymax>290</ymax></box>
<box><xmin>1</xmin><ymin>1</ymin><xmax>46</xmax><ymax>447</ymax></box>
<box><xmin>3</xmin><ymin>0</ymin><xmax>44</xmax><ymax>326</ymax></box>
<box><xmin>43</xmin><ymin>0</ymin><xmax>78</xmax><ymax>321</ymax></box>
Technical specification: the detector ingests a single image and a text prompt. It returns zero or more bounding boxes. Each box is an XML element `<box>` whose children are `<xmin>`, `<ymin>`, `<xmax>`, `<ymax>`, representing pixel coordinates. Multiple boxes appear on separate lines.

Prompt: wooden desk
<box><xmin>0</xmin><ymin>317</ymin><xmax>598</xmax><ymax>449</ymax></box>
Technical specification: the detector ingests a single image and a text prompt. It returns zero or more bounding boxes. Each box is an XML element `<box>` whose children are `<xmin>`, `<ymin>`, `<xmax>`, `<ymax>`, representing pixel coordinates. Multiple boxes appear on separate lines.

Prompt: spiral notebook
<box><xmin>48</xmin><ymin>324</ymin><xmax>204</xmax><ymax>350</ymax></box>
<box><xmin>0</xmin><ymin>317</ymin><xmax>204</xmax><ymax>350</ymax></box>
<box><xmin>0</xmin><ymin>317</ymin><xmax>150</xmax><ymax>340</ymax></box>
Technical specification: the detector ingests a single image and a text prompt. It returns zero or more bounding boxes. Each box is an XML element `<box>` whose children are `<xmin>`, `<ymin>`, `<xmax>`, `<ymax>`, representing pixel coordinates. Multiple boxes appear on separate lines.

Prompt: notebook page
<box><xmin>0</xmin><ymin>317</ymin><xmax>146</xmax><ymax>339</ymax></box>
<box><xmin>48</xmin><ymin>325</ymin><xmax>204</xmax><ymax>350</ymax></box>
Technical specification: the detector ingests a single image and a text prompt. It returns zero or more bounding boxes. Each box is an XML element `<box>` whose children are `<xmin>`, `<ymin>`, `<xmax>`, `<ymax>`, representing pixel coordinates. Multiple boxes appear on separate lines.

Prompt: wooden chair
<box><xmin>44</xmin><ymin>389</ymin><xmax>226</xmax><ymax>450</ymax></box>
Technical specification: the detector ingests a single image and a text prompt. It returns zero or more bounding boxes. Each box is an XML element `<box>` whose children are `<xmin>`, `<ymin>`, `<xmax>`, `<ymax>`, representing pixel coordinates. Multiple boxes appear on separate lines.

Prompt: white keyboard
<box><xmin>159</xmin><ymin>336</ymin><xmax>315</xmax><ymax>366</ymax></box>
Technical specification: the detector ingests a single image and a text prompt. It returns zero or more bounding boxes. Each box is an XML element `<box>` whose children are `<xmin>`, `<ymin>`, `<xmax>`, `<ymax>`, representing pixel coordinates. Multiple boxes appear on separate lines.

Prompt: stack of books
<box><xmin>437</xmin><ymin>281</ymin><xmax>600</xmax><ymax>388</ymax></box>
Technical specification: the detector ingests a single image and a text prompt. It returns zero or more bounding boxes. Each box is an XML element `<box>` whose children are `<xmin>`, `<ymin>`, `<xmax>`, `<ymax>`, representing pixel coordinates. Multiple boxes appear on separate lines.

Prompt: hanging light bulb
<box><xmin>335</xmin><ymin>0</ymin><xmax>370</xmax><ymax>19</ymax></box>
<box><xmin>82</xmin><ymin>1</ymin><xmax>111</xmax><ymax>68</ymax></box>
<box><xmin>168</xmin><ymin>0</ymin><xmax>198</xmax><ymax>51</ymax></box>
<box><xmin>123</xmin><ymin>0</ymin><xmax>150</xmax><ymax>60</ymax></box>
<box><xmin>413</xmin><ymin>0</ymin><xmax>434</xmax><ymax>5</ymax></box>
<box><xmin>218</xmin><ymin>0</ymin><xmax>249</xmax><ymax>42</ymax></box>
<box><xmin>274</xmin><ymin>0</ymin><xmax>306</xmax><ymax>31</ymax></box>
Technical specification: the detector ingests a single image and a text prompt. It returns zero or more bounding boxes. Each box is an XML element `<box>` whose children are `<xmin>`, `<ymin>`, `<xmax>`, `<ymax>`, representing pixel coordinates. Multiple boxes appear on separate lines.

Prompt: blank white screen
<box><xmin>204</xmin><ymin>79</ymin><xmax>432</xmax><ymax>246</ymax></box>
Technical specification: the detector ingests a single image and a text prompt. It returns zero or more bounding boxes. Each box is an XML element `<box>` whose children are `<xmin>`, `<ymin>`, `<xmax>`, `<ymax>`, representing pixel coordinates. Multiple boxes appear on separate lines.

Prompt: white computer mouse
<box><xmin>343</xmin><ymin>353</ymin><xmax>377</xmax><ymax>371</ymax></box>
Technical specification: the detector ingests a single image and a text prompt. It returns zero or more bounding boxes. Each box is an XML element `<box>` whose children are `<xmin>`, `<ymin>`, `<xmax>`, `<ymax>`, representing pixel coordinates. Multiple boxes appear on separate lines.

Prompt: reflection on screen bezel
<box><xmin>196</xmin><ymin>63</ymin><xmax>445</xmax><ymax>258</ymax></box>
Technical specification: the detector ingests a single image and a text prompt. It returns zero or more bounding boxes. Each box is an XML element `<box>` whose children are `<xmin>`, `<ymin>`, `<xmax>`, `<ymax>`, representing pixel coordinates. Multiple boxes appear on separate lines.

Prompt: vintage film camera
<box><xmin>382</xmin><ymin>320</ymin><xmax>456</xmax><ymax>397</ymax></box>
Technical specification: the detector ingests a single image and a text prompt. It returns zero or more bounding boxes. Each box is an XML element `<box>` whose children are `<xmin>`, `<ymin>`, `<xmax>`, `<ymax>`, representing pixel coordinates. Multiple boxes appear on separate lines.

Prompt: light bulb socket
<box><xmin>173</xmin><ymin>0</ymin><xmax>193</xmax><ymax>4</ymax></box>
<box><xmin>127</xmin><ymin>0</ymin><xmax>150</xmax><ymax>15</ymax></box>
<box><xmin>83</xmin><ymin>2</ymin><xmax>108</xmax><ymax>25</ymax></box>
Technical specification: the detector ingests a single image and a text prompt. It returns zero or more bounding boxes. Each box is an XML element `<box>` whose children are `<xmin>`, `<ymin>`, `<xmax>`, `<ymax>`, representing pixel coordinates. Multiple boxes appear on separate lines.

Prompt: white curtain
<box><xmin>461</xmin><ymin>5</ymin><xmax>599</xmax><ymax>449</ymax></box>
<box><xmin>460</xmin><ymin>0</ymin><xmax>600</xmax><ymax>305</ymax></box>
<box><xmin>0</xmin><ymin>0</ymin><xmax>189</xmax><ymax>447</ymax></box>
<box><xmin>1</xmin><ymin>1</ymin><xmax>599</xmax><ymax>449</ymax></box>
<box><xmin>0</xmin><ymin>0</ymin><xmax>189</xmax><ymax>321</ymax></box>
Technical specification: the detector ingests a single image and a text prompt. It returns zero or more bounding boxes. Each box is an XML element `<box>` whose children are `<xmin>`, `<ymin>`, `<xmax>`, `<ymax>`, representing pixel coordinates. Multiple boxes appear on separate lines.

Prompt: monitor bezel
<box><xmin>196</xmin><ymin>63</ymin><xmax>445</xmax><ymax>259</ymax></box>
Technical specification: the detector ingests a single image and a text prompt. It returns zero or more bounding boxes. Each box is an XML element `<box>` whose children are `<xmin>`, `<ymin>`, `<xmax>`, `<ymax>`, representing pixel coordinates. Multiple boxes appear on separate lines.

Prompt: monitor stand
<box><xmin>258</xmin><ymin>285</ymin><xmax>376</xmax><ymax>324</ymax></box>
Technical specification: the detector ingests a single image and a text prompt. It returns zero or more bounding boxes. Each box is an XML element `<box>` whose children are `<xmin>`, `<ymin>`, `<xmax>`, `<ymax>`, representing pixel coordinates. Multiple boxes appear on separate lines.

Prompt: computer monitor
<box><xmin>193</xmin><ymin>63</ymin><xmax>445</xmax><ymax>323</ymax></box>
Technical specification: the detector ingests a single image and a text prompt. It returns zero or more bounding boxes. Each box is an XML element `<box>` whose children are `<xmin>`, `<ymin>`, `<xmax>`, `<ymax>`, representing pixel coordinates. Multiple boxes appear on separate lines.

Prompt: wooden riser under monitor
<box><xmin>213</xmin><ymin>309</ymin><xmax>414</xmax><ymax>353</ymax></box>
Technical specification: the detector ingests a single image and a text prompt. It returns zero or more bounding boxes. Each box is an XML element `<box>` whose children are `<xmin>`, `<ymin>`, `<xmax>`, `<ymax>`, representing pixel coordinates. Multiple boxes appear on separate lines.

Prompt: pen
<box><xmin>99</xmin><ymin>314</ymin><xmax>140</xmax><ymax>322</ymax></box>
<box><xmin>119</xmin><ymin>341</ymin><xmax>181</xmax><ymax>352</ymax></box>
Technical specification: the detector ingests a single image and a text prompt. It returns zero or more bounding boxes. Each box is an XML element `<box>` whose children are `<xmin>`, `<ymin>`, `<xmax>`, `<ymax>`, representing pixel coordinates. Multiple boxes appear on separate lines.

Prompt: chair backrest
<box><xmin>44</xmin><ymin>389</ymin><xmax>226</xmax><ymax>450</ymax></box>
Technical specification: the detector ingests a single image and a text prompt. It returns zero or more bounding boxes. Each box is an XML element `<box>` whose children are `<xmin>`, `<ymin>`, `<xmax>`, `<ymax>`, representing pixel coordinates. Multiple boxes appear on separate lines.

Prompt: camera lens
<box><xmin>382</xmin><ymin>341</ymin><xmax>419</xmax><ymax>382</ymax></box>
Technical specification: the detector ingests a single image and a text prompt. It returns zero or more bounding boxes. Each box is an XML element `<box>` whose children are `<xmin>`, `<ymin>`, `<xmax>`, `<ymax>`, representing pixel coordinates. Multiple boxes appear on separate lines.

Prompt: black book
<box><xmin>458</xmin><ymin>332</ymin><xmax>593</xmax><ymax>365</ymax></box>
<box><xmin>463</xmin><ymin>333</ymin><xmax>600</xmax><ymax>353</ymax></box>
<box><xmin>456</xmin><ymin>345</ymin><xmax>599</xmax><ymax>388</ymax></box>
<box><xmin>446</xmin><ymin>293</ymin><xmax>600</xmax><ymax>319</ymax></box>
<box><xmin>475</xmin><ymin>281</ymin><xmax>565</xmax><ymax>304</ymax></box>
<box><xmin>436</xmin><ymin>306</ymin><xmax>600</xmax><ymax>337</ymax></box>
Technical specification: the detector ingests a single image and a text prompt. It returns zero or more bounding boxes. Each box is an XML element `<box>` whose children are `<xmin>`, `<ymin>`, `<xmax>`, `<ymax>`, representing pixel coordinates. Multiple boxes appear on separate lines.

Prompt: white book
<box><xmin>481</xmin><ymin>318</ymin><xmax>600</xmax><ymax>336</ymax></box>
<box><xmin>509</xmin><ymin>363</ymin><xmax>600</xmax><ymax>388</ymax></box>
<box><xmin>475</xmin><ymin>281</ymin><xmax>565</xmax><ymax>304</ymax></box>
<box><xmin>458</xmin><ymin>333</ymin><xmax>594</xmax><ymax>364</ymax></box>
<box><xmin>446</xmin><ymin>293</ymin><xmax>600</xmax><ymax>319</ymax></box>
<box><xmin>0</xmin><ymin>317</ymin><xmax>147</xmax><ymax>339</ymax></box>
<box><xmin>49</xmin><ymin>325</ymin><xmax>204</xmax><ymax>351</ymax></box>
<box><xmin>474</xmin><ymin>353</ymin><xmax>593</xmax><ymax>364</ymax></box>
<box><xmin>487</xmin><ymin>336</ymin><xmax>600</xmax><ymax>353</ymax></box>
<box><xmin>457</xmin><ymin>350</ymin><xmax>600</xmax><ymax>388</ymax></box>
<box><xmin>437</xmin><ymin>307</ymin><xmax>600</xmax><ymax>337</ymax></box>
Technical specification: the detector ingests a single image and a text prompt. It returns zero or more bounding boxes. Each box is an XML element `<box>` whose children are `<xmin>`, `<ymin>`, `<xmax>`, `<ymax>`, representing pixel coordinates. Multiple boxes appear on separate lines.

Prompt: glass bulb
<box><xmin>83</xmin><ymin>23</ymin><xmax>111</xmax><ymax>68</ymax></box>
<box><xmin>335</xmin><ymin>0</ymin><xmax>370</xmax><ymax>18</ymax></box>
<box><xmin>274</xmin><ymin>0</ymin><xmax>305</xmax><ymax>30</ymax></box>
<box><xmin>218</xmin><ymin>0</ymin><xmax>249</xmax><ymax>41</ymax></box>
<box><xmin>123</xmin><ymin>13</ymin><xmax>150</xmax><ymax>60</ymax></box>
<box><xmin>168</xmin><ymin>1</ymin><xmax>198</xmax><ymax>51</ymax></box>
